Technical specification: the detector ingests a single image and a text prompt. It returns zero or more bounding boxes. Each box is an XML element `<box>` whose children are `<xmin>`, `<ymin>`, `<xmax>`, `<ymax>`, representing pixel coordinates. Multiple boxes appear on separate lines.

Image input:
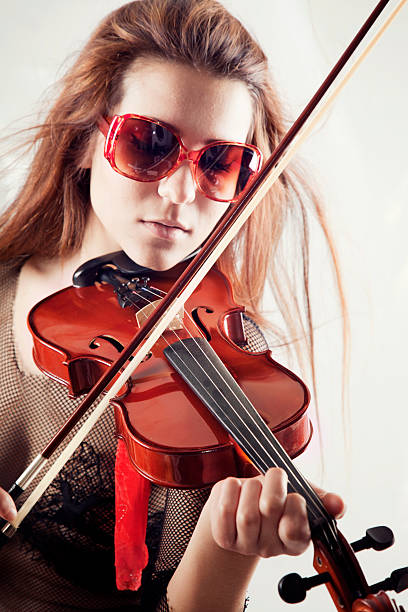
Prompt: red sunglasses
<box><xmin>98</xmin><ymin>114</ymin><xmax>263</xmax><ymax>203</ymax></box>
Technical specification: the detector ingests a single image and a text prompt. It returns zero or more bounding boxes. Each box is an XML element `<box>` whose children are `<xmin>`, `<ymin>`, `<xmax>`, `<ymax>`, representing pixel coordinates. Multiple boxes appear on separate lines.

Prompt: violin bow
<box><xmin>1</xmin><ymin>4</ymin><xmax>406</xmax><ymax>603</ymax></box>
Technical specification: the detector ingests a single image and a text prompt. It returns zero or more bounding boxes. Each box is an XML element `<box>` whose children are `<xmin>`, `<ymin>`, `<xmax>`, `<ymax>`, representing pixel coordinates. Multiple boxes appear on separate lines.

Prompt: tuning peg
<box><xmin>369</xmin><ymin>567</ymin><xmax>408</xmax><ymax>595</ymax></box>
<box><xmin>278</xmin><ymin>571</ymin><xmax>331</xmax><ymax>603</ymax></box>
<box><xmin>351</xmin><ymin>526</ymin><xmax>394</xmax><ymax>552</ymax></box>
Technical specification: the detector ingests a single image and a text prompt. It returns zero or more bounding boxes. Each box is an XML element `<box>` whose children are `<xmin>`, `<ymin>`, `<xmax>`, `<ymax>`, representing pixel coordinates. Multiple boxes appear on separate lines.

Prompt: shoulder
<box><xmin>0</xmin><ymin>258</ymin><xmax>24</xmax><ymax>287</ymax></box>
<box><xmin>241</xmin><ymin>313</ymin><xmax>269</xmax><ymax>353</ymax></box>
<box><xmin>13</xmin><ymin>256</ymin><xmax>63</xmax><ymax>376</ymax></box>
<box><xmin>12</xmin><ymin>254</ymin><xmax>81</xmax><ymax>376</ymax></box>
<box><xmin>0</xmin><ymin>260</ymin><xmax>24</xmax><ymax>334</ymax></box>
<box><xmin>15</xmin><ymin>255</ymin><xmax>73</xmax><ymax>315</ymax></box>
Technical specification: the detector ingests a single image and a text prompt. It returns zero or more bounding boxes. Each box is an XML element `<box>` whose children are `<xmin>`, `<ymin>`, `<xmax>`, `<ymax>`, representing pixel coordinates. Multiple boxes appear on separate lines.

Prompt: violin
<box><xmin>3</xmin><ymin>250</ymin><xmax>408</xmax><ymax>610</ymax></box>
<box><xmin>29</xmin><ymin>250</ymin><xmax>312</xmax><ymax>488</ymax></box>
<box><xmin>1</xmin><ymin>1</ymin><xmax>408</xmax><ymax>609</ymax></box>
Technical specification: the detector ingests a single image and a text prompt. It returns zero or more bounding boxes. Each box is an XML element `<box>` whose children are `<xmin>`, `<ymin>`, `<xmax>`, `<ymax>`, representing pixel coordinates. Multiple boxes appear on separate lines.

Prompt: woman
<box><xmin>0</xmin><ymin>1</ymin><xmax>344</xmax><ymax>610</ymax></box>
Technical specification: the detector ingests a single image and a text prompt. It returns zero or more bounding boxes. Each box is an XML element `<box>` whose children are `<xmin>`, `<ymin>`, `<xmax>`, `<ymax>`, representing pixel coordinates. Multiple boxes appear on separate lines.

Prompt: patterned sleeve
<box><xmin>241</xmin><ymin>313</ymin><xmax>269</xmax><ymax>353</ymax></box>
<box><xmin>140</xmin><ymin>486</ymin><xmax>211</xmax><ymax>610</ymax></box>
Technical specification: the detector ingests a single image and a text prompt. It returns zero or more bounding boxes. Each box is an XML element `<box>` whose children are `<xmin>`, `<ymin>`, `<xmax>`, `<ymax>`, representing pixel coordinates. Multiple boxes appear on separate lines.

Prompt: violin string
<box><xmin>130</xmin><ymin>284</ymin><xmax>328</xmax><ymax>524</ymax></box>
<box><xmin>140</xmin><ymin>285</ymin><xmax>332</xmax><ymax>526</ymax></box>
<box><xmin>123</xmin><ymin>282</ymin><xmax>330</xmax><ymax>526</ymax></box>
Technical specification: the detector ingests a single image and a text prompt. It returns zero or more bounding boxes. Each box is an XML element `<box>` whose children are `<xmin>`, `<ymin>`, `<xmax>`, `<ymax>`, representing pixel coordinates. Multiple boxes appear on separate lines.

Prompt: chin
<box><xmin>122</xmin><ymin>245</ymin><xmax>184</xmax><ymax>272</ymax></box>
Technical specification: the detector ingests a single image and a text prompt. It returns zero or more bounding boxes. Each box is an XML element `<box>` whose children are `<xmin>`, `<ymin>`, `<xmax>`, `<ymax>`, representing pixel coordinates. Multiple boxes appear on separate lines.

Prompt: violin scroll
<box><xmin>279</xmin><ymin>524</ymin><xmax>408</xmax><ymax>611</ymax></box>
<box><xmin>351</xmin><ymin>592</ymin><xmax>403</xmax><ymax>612</ymax></box>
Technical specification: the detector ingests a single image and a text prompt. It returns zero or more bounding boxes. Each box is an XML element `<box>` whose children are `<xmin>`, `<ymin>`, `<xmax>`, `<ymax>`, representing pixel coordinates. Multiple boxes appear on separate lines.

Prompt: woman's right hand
<box><xmin>0</xmin><ymin>487</ymin><xmax>17</xmax><ymax>522</ymax></box>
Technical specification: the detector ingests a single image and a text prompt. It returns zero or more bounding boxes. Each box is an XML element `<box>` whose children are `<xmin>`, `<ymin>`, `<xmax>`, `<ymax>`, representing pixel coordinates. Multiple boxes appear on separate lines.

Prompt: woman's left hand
<box><xmin>207</xmin><ymin>467</ymin><xmax>345</xmax><ymax>558</ymax></box>
<box><xmin>167</xmin><ymin>467</ymin><xmax>344</xmax><ymax>611</ymax></box>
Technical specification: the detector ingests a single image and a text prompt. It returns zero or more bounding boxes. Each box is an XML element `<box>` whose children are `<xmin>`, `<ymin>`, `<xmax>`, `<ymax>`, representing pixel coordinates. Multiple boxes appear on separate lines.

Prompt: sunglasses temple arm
<box><xmin>98</xmin><ymin>116</ymin><xmax>113</xmax><ymax>137</ymax></box>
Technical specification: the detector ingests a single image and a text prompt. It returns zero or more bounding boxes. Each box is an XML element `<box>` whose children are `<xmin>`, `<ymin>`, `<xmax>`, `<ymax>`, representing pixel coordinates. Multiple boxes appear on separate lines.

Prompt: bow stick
<box><xmin>1</xmin><ymin>0</ymin><xmax>406</xmax><ymax>538</ymax></box>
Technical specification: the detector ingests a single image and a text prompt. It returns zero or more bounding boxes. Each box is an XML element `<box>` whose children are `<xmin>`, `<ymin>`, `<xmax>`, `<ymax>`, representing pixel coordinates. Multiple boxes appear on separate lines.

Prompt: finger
<box><xmin>210</xmin><ymin>477</ymin><xmax>241</xmax><ymax>549</ymax></box>
<box><xmin>312</xmin><ymin>483</ymin><xmax>346</xmax><ymax>519</ymax></box>
<box><xmin>257</xmin><ymin>467</ymin><xmax>288</xmax><ymax>557</ymax></box>
<box><xmin>0</xmin><ymin>490</ymin><xmax>17</xmax><ymax>522</ymax></box>
<box><xmin>278</xmin><ymin>493</ymin><xmax>311</xmax><ymax>556</ymax></box>
<box><xmin>235</xmin><ymin>477</ymin><xmax>263</xmax><ymax>554</ymax></box>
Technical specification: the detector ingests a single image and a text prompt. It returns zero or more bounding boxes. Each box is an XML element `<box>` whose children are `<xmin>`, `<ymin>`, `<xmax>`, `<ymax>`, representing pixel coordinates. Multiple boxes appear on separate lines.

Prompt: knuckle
<box><xmin>259</xmin><ymin>492</ymin><xmax>285</xmax><ymax>517</ymax></box>
<box><xmin>224</xmin><ymin>476</ymin><xmax>240</xmax><ymax>486</ymax></box>
<box><xmin>237</xmin><ymin>509</ymin><xmax>259</xmax><ymax>529</ymax></box>
<box><xmin>219</xmin><ymin>476</ymin><xmax>242</xmax><ymax>494</ymax></box>
<box><xmin>0</xmin><ymin>491</ymin><xmax>15</xmax><ymax>521</ymax></box>
<box><xmin>217</xmin><ymin>498</ymin><xmax>235</xmax><ymax>520</ymax></box>
<box><xmin>279</xmin><ymin>494</ymin><xmax>311</xmax><ymax>552</ymax></box>
<box><xmin>242</xmin><ymin>477</ymin><xmax>262</xmax><ymax>492</ymax></box>
<box><xmin>214</xmin><ymin>532</ymin><xmax>236</xmax><ymax>550</ymax></box>
<box><xmin>285</xmin><ymin>521</ymin><xmax>310</xmax><ymax>544</ymax></box>
<box><xmin>240</xmin><ymin>544</ymin><xmax>257</xmax><ymax>556</ymax></box>
<box><xmin>211</xmin><ymin>477</ymin><xmax>240</xmax><ymax>505</ymax></box>
<box><xmin>211</xmin><ymin>479</ymin><xmax>223</xmax><ymax>492</ymax></box>
<box><xmin>258</xmin><ymin>541</ymin><xmax>280</xmax><ymax>558</ymax></box>
<box><xmin>283</xmin><ymin>517</ymin><xmax>311</xmax><ymax>550</ymax></box>
<box><xmin>259</xmin><ymin>548</ymin><xmax>277</xmax><ymax>559</ymax></box>
<box><xmin>287</xmin><ymin>538</ymin><xmax>310</xmax><ymax>556</ymax></box>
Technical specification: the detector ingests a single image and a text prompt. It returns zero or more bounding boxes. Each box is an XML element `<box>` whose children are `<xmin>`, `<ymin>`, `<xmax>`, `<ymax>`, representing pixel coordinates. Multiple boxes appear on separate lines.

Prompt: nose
<box><xmin>157</xmin><ymin>161</ymin><xmax>196</xmax><ymax>205</ymax></box>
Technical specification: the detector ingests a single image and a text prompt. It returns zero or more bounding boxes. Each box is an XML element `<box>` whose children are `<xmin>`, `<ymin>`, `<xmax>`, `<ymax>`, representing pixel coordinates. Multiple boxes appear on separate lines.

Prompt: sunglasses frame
<box><xmin>98</xmin><ymin>114</ymin><xmax>263</xmax><ymax>203</ymax></box>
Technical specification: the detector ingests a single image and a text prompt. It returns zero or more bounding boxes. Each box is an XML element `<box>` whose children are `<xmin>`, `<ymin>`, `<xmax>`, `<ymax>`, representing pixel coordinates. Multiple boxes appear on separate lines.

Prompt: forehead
<box><xmin>115</xmin><ymin>58</ymin><xmax>254</xmax><ymax>145</ymax></box>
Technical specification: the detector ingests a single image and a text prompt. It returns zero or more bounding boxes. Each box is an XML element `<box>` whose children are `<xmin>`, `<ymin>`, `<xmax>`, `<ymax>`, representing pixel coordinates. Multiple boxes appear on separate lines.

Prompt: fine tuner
<box><xmin>279</xmin><ymin>526</ymin><xmax>408</xmax><ymax>605</ymax></box>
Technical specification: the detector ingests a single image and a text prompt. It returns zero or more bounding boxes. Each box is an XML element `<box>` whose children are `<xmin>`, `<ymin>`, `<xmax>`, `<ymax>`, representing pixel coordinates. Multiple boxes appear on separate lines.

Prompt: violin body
<box><xmin>28</xmin><ymin>263</ymin><xmax>311</xmax><ymax>488</ymax></box>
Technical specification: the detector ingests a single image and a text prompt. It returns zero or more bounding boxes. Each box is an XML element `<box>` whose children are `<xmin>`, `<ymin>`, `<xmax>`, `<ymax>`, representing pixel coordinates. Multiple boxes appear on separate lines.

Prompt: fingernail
<box><xmin>6</xmin><ymin>504</ymin><xmax>17</xmax><ymax>522</ymax></box>
<box><xmin>336</xmin><ymin>503</ymin><xmax>347</xmax><ymax>519</ymax></box>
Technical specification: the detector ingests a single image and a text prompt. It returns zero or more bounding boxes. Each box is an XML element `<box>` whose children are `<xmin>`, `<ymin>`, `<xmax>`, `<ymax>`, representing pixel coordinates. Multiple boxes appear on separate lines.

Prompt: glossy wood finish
<box><xmin>29</xmin><ymin>265</ymin><xmax>311</xmax><ymax>487</ymax></box>
<box><xmin>312</xmin><ymin>531</ymin><xmax>398</xmax><ymax>612</ymax></box>
<box><xmin>352</xmin><ymin>593</ymin><xmax>400</xmax><ymax>612</ymax></box>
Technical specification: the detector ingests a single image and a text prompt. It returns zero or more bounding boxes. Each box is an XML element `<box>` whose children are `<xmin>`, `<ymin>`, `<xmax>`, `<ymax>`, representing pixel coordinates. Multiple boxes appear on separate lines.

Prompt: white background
<box><xmin>1</xmin><ymin>1</ymin><xmax>407</xmax><ymax>610</ymax></box>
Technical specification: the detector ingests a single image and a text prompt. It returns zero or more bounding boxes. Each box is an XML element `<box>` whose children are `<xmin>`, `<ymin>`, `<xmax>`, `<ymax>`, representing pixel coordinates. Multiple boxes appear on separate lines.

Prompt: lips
<box><xmin>141</xmin><ymin>219</ymin><xmax>190</xmax><ymax>240</ymax></box>
<box><xmin>144</xmin><ymin>219</ymin><xmax>189</xmax><ymax>232</ymax></box>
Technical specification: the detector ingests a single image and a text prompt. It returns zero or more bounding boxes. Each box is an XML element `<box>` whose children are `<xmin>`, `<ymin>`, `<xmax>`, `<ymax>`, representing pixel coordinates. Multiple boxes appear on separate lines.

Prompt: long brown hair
<box><xmin>0</xmin><ymin>0</ymin><xmax>347</xmax><ymax>390</ymax></box>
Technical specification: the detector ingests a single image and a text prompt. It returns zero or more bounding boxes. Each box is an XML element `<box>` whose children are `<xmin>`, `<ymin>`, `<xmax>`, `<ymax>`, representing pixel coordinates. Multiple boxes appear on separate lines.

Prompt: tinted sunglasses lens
<box><xmin>197</xmin><ymin>144</ymin><xmax>259</xmax><ymax>201</ymax></box>
<box><xmin>114</xmin><ymin>118</ymin><xmax>179</xmax><ymax>180</ymax></box>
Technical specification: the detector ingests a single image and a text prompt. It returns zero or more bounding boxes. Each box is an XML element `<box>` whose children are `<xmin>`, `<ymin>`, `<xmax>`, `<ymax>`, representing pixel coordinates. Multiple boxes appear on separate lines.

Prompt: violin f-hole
<box><xmin>89</xmin><ymin>334</ymin><xmax>124</xmax><ymax>353</ymax></box>
<box><xmin>191</xmin><ymin>306</ymin><xmax>213</xmax><ymax>341</ymax></box>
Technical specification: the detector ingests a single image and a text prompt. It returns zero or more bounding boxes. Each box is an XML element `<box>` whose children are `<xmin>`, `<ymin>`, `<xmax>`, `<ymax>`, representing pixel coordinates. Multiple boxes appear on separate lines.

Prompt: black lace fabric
<box><xmin>20</xmin><ymin>442</ymin><xmax>117</xmax><ymax>593</ymax></box>
<box><xmin>0</xmin><ymin>262</ymin><xmax>268</xmax><ymax>611</ymax></box>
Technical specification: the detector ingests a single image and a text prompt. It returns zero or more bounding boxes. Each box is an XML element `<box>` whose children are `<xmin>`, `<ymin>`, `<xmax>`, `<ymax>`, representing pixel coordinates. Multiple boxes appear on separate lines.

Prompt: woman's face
<box><xmin>87</xmin><ymin>58</ymin><xmax>254</xmax><ymax>270</ymax></box>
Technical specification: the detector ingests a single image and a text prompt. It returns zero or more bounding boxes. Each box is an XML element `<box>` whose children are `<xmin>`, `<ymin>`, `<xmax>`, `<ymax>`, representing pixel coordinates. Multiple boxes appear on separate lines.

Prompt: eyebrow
<box><xmin>150</xmin><ymin>115</ymin><xmax>235</xmax><ymax>146</ymax></box>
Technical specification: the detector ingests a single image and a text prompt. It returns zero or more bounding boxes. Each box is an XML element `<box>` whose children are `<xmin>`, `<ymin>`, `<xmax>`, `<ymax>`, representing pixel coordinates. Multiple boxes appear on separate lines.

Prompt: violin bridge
<box><xmin>135</xmin><ymin>299</ymin><xmax>184</xmax><ymax>331</ymax></box>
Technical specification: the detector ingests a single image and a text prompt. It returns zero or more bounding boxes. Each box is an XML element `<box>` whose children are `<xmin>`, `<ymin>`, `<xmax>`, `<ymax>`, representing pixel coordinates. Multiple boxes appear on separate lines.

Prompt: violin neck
<box><xmin>164</xmin><ymin>337</ymin><xmax>332</xmax><ymax>531</ymax></box>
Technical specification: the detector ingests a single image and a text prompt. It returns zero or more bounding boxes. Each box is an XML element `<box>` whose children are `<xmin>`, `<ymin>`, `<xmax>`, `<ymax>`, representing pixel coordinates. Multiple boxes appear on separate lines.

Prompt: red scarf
<box><xmin>114</xmin><ymin>438</ymin><xmax>151</xmax><ymax>590</ymax></box>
